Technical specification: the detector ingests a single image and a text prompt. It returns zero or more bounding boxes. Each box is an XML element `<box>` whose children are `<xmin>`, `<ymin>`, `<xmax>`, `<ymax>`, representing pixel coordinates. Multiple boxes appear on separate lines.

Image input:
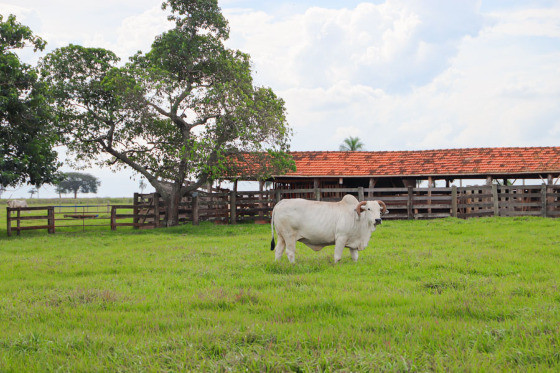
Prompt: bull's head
<box><xmin>356</xmin><ymin>200</ymin><xmax>388</xmax><ymax>227</ymax></box>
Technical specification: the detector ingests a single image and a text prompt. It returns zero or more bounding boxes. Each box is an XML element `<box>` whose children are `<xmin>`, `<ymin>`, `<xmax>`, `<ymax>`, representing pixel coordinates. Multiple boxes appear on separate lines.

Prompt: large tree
<box><xmin>0</xmin><ymin>14</ymin><xmax>60</xmax><ymax>187</ymax></box>
<box><xmin>40</xmin><ymin>0</ymin><xmax>293</xmax><ymax>226</ymax></box>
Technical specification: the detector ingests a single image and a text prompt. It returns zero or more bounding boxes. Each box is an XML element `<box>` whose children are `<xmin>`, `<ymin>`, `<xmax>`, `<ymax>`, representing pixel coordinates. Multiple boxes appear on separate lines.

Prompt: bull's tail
<box><xmin>270</xmin><ymin>207</ymin><xmax>275</xmax><ymax>251</ymax></box>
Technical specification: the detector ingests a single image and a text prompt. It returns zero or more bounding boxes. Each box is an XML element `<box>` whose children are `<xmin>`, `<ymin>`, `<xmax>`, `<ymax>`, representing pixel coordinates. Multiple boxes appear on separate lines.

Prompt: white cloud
<box><xmin>225</xmin><ymin>1</ymin><xmax>559</xmax><ymax>152</ymax></box>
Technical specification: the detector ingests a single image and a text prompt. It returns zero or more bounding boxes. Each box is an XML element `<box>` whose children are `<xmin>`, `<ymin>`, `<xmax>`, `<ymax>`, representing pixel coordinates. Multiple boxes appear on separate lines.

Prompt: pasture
<box><xmin>1</xmin><ymin>203</ymin><xmax>559</xmax><ymax>371</ymax></box>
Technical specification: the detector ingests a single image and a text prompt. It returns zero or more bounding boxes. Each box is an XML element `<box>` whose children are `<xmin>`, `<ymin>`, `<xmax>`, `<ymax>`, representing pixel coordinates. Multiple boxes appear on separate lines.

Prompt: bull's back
<box><xmin>273</xmin><ymin>199</ymin><xmax>343</xmax><ymax>244</ymax></box>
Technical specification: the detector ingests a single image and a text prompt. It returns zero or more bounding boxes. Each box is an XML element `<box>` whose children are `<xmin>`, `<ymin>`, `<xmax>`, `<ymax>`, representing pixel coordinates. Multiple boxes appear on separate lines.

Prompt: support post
<box><xmin>193</xmin><ymin>193</ymin><xmax>199</xmax><ymax>225</ymax></box>
<box><xmin>133</xmin><ymin>193</ymin><xmax>139</xmax><ymax>229</ymax></box>
<box><xmin>428</xmin><ymin>177</ymin><xmax>433</xmax><ymax>215</ymax></box>
<box><xmin>368</xmin><ymin>178</ymin><xmax>376</xmax><ymax>199</ymax></box>
<box><xmin>407</xmin><ymin>186</ymin><xmax>414</xmax><ymax>219</ymax></box>
<box><xmin>492</xmin><ymin>184</ymin><xmax>499</xmax><ymax>217</ymax></box>
<box><xmin>541</xmin><ymin>184</ymin><xmax>547</xmax><ymax>217</ymax></box>
<box><xmin>451</xmin><ymin>185</ymin><xmax>457</xmax><ymax>218</ymax></box>
<box><xmin>314</xmin><ymin>188</ymin><xmax>321</xmax><ymax>201</ymax></box>
<box><xmin>258</xmin><ymin>181</ymin><xmax>264</xmax><ymax>220</ymax></box>
<box><xmin>358</xmin><ymin>187</ymin><xmax>364</xmax><ymax>201</ymax></box>
<box><xmin>230</xmin><ymin>190</ymin><xmax>237</xmax><ymax>225</ymax></box>
<box><xmin>48</xmin><ymin>206</ymin><xmax>55</xmax><ymax>234</ymax></box>
<box><xmin>275</xmin><ymin>189</ymin><xmax>281</xmax><ymax>204</ymax></box>
<box><xmin>154</xmin><ymin>193</ymin><xmax>160</xmax><ymax>228</ymax></box>
<box><xmin>16</xmin><ymin>209</ymin><xmax>20</xmax><ymax>236</ymax></box>
<box><xmin>7</xmin><ymin>208</ymin><xmax>11</xmax><ymax>237</ymax></box>
<box><xmin>110</xmin><ymin>206</ymin><xmax>116</xmax><ymax>230</ymax></box>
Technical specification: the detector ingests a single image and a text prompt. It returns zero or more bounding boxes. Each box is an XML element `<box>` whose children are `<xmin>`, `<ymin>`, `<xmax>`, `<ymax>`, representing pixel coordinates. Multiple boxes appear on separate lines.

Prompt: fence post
<box><xmin>193</xmin><ymin>193</ymin><xmax>199</xmax><ymax>225</ymax></box>
<box><xmin>451</xmin><ymin>186</ymin><xmax>458</xmax><ymax>218</ymax></box>
<box><xmin>407</xmin><ymin>187</ymin><xmax>414</xmax><ymax>219</ymax></box>
<box><xmin>230</xmin><ymin>190</ymin><xmax>237</xmax><ymax>225</ymax></box>
<box><xmin>492</xmin><ymin>184</ymin><xmax>499</xmax><ymax>217</ymax></box>
<box><xmin>358</xmin><ymin>187</ymin><xmax>364</xmax><ymax>201</ymax></box>
<box><xmin>16</xmin><ymin>209</ymin><xmax>21</xmax><ymax>236</ymax></box>
<box><xmin>541</xmin><ymin>184</ymin><xmax>547</xmax><ymax>217</ymax></box>
<box><xmin>153</xmin><ymin>193</ymin><xmax>160</xmax><ymax>228</ymax></box>
<box><xmin>48</xmin><ymin>207</ymin><xmax>55</xmax><ymax>234</ymax></box>
<box><xmin>275</xmin><ymin>189</ymin><xmax>281</xmax><ymax>204</ymax></box>
<box><xmin>314</xmin><ymin>188</ymin><xmax>321</xmax><ymax>201</ymax></box>
<box><xmin>133</xmin><ymin>193</ymin><xmax>139</xmax><ymax>229</ymax></box>
<box><xmin>110</xmin><ymin>206</ymin><xmax>117</xmax><ymax>230</ymax></box>
<box><xmin>6</xmin><ymin>208</ymin><xmax>11</xmax><ymax>237</ymax></box>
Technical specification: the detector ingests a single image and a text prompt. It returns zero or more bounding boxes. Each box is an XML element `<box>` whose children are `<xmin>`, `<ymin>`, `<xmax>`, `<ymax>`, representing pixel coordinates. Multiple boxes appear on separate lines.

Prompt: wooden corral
<box><xmin>6</xmin><ymin>184</ymin><xmax>560</xmax><ymax>236</ymax></box>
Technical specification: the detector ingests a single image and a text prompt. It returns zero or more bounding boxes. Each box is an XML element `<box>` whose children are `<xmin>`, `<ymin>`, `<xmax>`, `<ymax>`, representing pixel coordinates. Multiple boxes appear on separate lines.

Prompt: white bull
<box><xmin>7</xmin><ymin>200</ymin><xmax>28</xmax><ymax>208</ymax></box>
<box><xmin>270</xmin><ymin>194</ymin><xmax>387</xmax><ymax>263</ymax></box>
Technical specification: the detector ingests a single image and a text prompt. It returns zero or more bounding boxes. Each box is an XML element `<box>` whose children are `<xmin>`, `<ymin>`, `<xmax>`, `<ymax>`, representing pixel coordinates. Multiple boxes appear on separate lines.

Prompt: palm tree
<box><xmin>339</xmin><ymin>136</ymin><xmax>365</xmax><ymax>151</ymax></box>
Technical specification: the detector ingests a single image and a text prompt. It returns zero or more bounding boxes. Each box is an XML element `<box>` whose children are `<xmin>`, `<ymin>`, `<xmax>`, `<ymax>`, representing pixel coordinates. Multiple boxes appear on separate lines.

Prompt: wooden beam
<box><xmin>368</xmin><ymin>178</ymin><xmax>376</xmax><ymax>198</ymax></box>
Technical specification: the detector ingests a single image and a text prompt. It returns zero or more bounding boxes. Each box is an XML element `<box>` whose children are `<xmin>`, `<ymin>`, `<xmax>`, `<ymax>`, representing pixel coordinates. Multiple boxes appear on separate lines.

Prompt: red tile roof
<box><xmin>279</xmin><ymin>147</ymin><xmax>560</xmax><ymax>178</ymax></box>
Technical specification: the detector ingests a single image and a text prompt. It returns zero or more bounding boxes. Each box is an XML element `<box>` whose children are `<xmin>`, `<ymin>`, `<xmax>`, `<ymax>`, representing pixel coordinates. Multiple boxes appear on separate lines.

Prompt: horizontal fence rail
<box><xmin>6</xmin><ymin>185</ymin><xmax>560</xmax><ymax>235</ymax></box>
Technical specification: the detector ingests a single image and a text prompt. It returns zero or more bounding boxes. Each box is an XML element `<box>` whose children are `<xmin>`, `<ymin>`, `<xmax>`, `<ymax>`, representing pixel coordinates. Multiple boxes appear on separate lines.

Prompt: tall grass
<box><xmin>0</xmin><ymin>215</ymin><xmax>559</xmax><ymax>371</ymax></box>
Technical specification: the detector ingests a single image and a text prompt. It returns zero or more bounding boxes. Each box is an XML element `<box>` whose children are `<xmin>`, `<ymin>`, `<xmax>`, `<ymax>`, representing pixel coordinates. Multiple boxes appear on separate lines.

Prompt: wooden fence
<box><xmin>6</xmin><ymin>185</ymin><xmax>560</xmax><ymax>235</ymax></box>
<box><xmin>112</xmin><ymin>184</ymin><xmax>560</xmax><ymax>229</ymax></box>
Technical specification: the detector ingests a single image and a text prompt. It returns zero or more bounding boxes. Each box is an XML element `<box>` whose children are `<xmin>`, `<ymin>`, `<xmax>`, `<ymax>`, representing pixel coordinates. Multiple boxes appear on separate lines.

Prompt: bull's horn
<box><xmin>375</xmin><ymin>200</ymin><xmax>387</xmax><ymax>214</ymax></box>
<box><xmin>356</xmin><ymin>201</ymin><xmax>367</xmax><ymax>215</ymax></box>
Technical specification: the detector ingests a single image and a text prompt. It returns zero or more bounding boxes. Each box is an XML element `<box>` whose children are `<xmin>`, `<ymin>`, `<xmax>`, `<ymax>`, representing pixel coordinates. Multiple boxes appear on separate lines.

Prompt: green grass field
<box><xmin>1</xmin><ymin>202</ymin><xmax>559</xmax><ymax>372</ymax></box>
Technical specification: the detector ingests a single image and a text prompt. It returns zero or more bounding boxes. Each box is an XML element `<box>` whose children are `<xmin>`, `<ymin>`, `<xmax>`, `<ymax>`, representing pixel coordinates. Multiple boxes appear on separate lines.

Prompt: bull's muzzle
<box><xmin>375</xmin><ymin>219</ymin><xmax>382</xmax><ymax>226</ymax></box>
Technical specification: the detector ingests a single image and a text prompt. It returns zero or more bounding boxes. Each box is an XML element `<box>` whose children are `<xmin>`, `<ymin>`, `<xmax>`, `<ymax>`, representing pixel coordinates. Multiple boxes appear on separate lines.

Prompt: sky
<box><xmin>2</xmin><ymin>0</ymin><xmax>560</xmax><ymax>198</ymax></box>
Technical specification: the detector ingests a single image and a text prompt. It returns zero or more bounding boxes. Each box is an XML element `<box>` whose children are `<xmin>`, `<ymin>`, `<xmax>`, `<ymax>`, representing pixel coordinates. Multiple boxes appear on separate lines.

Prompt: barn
<box><xmin>269</xmin><ymin>147</ymin><xmax>560</xmax><ymax>190</ymax></box>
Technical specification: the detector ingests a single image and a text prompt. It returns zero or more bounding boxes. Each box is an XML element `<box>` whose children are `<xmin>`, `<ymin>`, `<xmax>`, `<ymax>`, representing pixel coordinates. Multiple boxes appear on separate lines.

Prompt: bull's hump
<box><xmin>341</xmin><ymin>194</ymin><xmax>359</xmax><ymax>205</ymax></box>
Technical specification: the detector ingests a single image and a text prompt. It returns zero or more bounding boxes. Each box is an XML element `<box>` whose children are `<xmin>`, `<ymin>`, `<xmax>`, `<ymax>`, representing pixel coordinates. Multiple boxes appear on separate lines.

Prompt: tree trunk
<box><xmin>162</xmin><ymin>184</ymin><xmax>182</xmax><ymax>227</ymax></box>
<box><xmin>74</xmin><ymin>190</ymin><xmax>77</xmax><ymax>199</ymax></box>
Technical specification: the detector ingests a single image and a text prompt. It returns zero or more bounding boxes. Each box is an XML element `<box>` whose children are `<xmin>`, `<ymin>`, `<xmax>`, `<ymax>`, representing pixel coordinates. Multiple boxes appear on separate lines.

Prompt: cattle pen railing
<box><xmin>112</xmin><ymin>184</ymin><xmax>560</xmax><ymax>229</ymax></box>
<box><xmin>6</xmin><ymin>185</ymin><xmax>560</xmax><ymax>235</ymax></box>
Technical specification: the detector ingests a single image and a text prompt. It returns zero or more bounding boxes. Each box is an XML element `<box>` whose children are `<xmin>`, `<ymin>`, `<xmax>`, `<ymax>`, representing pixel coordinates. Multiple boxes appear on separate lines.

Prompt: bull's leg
<box><xmin>350</xmin><ymin>248</ymin><xmax>359</xmax><ymax>262</ymax></box>
<box><xmin>333</xmin><ymin>237</ymin><xmax>347</xmax><ymax>263</ymax></box>
<box><xmin>274</xmin><ymin>234</ymin><xmax>286</xmax><ymax>261</ymax></box>
<box><xmin>284</xmin><ymin>236</ymin><xmax>297</xmax><ymax>264</ymax></box>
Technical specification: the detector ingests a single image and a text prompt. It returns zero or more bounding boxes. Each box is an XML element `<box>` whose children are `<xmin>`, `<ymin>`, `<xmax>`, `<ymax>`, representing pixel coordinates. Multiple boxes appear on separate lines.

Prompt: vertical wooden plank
<box><xmin>358</xmin><ymin>187</ymin><xmax>364</xmax><ymax>201</ymax></box>
<box><xmin>111</xmin><ymin>206</ymin><xmax>117</xmax><ymax>230</ymax></box>
<box><xmin>541</xmin><ymin>184</ymin><xmax>547</xmax><ymax>217</ymax></box>
<box><xmin>258</xmin><ymin>181</ymin><xmax>264</xmax><ymax>220</ymax></box>
<box><xmin>407</xmin><ymin>187</ymin><xmax>413</xmax><ymax>220</ymax></box>
<box><xmin>230</xmin><ymin>190</ymin><xmax>237</xmax><ymax>225</ymax></box>
<box><xmin>16</xmin><ymin>209</ymin><xmax>21</xmax><ymax>236</ymax></box>
<box><xmin>7</xmin><ymin>208</ymin><xmax>12</xmax><ymax>237</ymax></box>
<box><xmin>492</xmin><ymin>184</ymin><xmax>499</xmax><ymax>217</ymax></box>
<box><xmin>48</xmin><ymin>207</ymin><xmax>55</xmax><ymax>234</ymax></box>
<box><xmin>314</xmin><ymin>188</ymin><xmax>321</xmax><ymax>201</ymax></box>
<box><xmin>451</xmin><ymin>186</ymin><xmax>457</xmax><ymax>218</ymax></box>
<box><xmin>368</xmin><ymin>178</ymin><xmax>376</xmax><ymax>199</ymax></box>
<box><xmin>153</xmin><ymin>193</ymin><xmax>160</xmax><ymax>228</ymax></box>
<box><xmin>427</xmin><ymin>177</ymin><xmax>433</xmax><ymax>216</ymax></box>
<box><xmin>275</xmin><ymin>190</ymin><xmax>281</xmax><ymax>204</ymax></box>
<box><xmin>133</xmin><ymin>193</ymin><xmax>139</xmax><ymax>230</ymax></box>
<box><xmin>193</xmin><ymin>193</ymin><xmax>199</xmax><ymax>225</ymax></box>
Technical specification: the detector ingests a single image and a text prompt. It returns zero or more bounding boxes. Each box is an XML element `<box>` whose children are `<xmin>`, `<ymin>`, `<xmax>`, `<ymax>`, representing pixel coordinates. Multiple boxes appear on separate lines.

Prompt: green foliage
<box><xmin>39</xmin><ymin>0</ymin><xmax>293</xmax><ymax>226</ymax></box>
<box><xmin>339</xmin><ymin>136</ymin><xmax>365</xmax><ymax>151</ymax></box>
<box><xmin>55</xmin><ymin>172</ymin><xmax>101</xmax><ymax>198</ymax></box>
<box><xmin>0</xmin><ymin>14</ymin><xmax>60</xmax><ymax>187</ymax></box>
<box><xmin>0</xmin><ymin>217</ymin><xmax>559</xmax><ymax>371</ymax></box>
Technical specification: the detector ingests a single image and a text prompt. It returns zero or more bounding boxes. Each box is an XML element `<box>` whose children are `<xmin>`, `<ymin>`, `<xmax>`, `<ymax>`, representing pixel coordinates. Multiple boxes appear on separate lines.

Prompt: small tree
<box><xmin>339</xmin><ymin>136</ymin><xmax>365</xmax><ymax>151</ymax></box>
<box><xmin>28</xmin><ymin>188</ymin><xmax>38</xmax><ymax>198</ymax></box>
<box><xmin>55</xmin><ymin>172</ymin><xmax>100</xmax><ymax>199</ymax></box>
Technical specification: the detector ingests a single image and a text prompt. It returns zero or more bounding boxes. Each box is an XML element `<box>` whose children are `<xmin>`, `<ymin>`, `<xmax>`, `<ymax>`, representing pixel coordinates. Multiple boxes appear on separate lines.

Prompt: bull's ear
<box><xmin>355</xmin><ymin>201</ymin><xmax>367</xmax><ymax>215</ymax></box>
